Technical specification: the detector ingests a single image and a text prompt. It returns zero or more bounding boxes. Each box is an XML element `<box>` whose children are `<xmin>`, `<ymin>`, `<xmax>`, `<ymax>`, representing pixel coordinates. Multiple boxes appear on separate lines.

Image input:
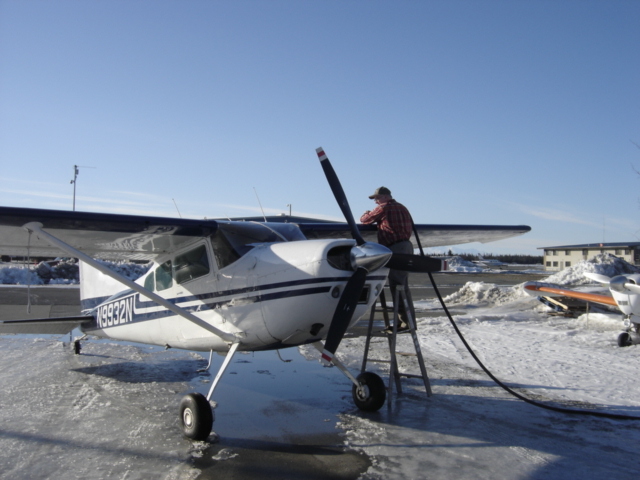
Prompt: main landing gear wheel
<box><xmin>179</xmin><ymin>393</ymin><xmax>213</xmax><ymax>440</ymax></box>
<box><xmin>352</xmin><ymin>371</ymin><xmax>386</xmax><ymax>412</ymax></box>
<box><xmin>618</xmin><ymin>332</ymin><xmax>633</xmax><ymax>347</ymax></box>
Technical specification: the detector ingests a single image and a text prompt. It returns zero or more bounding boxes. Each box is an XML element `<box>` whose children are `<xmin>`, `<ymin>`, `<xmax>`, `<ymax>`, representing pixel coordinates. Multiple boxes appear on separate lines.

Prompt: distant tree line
<box><xmin>432</xmin><ymin>251</ymin><xmax>543</xmax><ymax>265</ymax></box>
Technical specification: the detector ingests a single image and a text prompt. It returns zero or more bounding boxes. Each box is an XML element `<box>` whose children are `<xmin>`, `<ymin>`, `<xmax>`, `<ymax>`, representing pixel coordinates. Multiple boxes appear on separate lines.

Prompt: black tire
<box><xmin>179</xmin><ymin>393</ymin><xmax>213</xmax><ymax>440</ymax></box>
<box><xmin>618</xmin><ymin>332</ymin><xmax>633</xmax><ymax>348</ymax></box>
<box><xmin>352</xmin><ymin>371</ymin><xmax>386</xmax><ymax>412</ymax></box>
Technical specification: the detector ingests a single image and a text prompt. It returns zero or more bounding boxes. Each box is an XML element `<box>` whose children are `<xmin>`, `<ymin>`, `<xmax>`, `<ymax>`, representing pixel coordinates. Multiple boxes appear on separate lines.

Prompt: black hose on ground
<box><xmin>426</xmin><ymin>269</ymin><xmax>640</xmax><ymax>421</ymax></box>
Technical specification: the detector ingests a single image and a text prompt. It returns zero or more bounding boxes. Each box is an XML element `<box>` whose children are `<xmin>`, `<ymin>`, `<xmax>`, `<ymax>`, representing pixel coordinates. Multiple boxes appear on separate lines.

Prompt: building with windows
<box><xmin>540</xmin><ymin>242</ymin><xmax>640</xmax><ymax>271</ymax></box>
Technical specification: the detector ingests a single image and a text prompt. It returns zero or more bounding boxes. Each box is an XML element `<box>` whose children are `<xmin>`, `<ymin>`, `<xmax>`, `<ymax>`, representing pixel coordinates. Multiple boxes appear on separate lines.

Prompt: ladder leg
<box><xmin>360</xmin><ymin>302</ymin><xmax>377</xmax><ymax>373</ymax></box>
<box><xmin>379</xmin><ymin>289</ymin><xmax>391</xmax><ymax>330</ymax></box>
<box><xmin>400</xmin><ymin>283</ymin><xmax>433</xmax><ymax>396</ymax></box>
<box><xmin>388</xmin><ymin>288</ymin><xmax>402</xmax><ymax>397</ymax></box>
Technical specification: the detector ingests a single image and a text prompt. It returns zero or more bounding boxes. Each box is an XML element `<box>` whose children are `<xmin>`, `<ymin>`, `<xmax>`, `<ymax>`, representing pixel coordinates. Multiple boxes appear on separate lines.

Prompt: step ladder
<box><xmin>360</xmin><ymin>280</ymin><xmax>432</xmax><ymax>402</ymax></box>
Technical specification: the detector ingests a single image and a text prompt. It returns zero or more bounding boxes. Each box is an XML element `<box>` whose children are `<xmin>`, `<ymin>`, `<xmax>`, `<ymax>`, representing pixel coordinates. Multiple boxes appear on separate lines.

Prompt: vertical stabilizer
<box><xmin>79</xmin><ymin>261</ymin><xmax>141</xmax><ymax>312</ymax></box>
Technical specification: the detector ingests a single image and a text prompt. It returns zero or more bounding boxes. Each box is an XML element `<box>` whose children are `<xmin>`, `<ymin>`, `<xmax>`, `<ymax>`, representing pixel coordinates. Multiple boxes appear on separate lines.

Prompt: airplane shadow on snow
<box><xmin>71</xmin><ymin>358</ymin><xmax>206</xmax><ymax>383</ymax></box>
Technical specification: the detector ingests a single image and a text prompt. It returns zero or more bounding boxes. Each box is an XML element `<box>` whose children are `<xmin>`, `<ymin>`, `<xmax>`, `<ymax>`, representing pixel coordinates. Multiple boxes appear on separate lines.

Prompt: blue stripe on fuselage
<box><xmin>83</xmin><ymin>275</ymin><xmax>385</xmax><ymax>330</ymax></box>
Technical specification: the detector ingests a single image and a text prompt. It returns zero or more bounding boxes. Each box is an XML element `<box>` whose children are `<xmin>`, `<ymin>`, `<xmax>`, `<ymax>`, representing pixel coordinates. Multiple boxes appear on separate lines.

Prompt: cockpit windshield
<box><xmin>210</xmin><ymin>221</ymin><xmax>306</xmax><ymax>269</ymax></box>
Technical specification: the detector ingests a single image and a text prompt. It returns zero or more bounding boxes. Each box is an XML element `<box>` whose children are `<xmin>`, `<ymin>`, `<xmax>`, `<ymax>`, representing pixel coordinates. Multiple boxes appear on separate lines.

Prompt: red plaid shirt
<box><xmin>360</xmin><ymin>199</ymin><xmax>413</xmax><ymax>246</ymax></box>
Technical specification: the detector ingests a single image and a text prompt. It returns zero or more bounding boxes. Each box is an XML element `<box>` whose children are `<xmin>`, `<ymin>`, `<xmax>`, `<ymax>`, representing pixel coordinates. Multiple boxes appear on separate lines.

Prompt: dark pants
<box><xmin>387</xmin><ymin>240</ymin><xmax>413</xmax><ymax>324</ymax></box>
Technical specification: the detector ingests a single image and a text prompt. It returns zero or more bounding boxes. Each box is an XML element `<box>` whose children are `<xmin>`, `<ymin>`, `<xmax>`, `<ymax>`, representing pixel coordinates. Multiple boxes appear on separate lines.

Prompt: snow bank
<box><xmin>443</xmin><ymin>253</ymin><xmax>640</xmax><ymax>307</ymax></box>
<box><xmin>0</xmin><ymin>259</ymin><xmax>150</xmax><ymax>285</ymax></box>
<box><xmin>545</xmin><ymin>252</ymin><xmax>640</xmax><ymax>285</ymax></box>
<box><xmin>445</xmin><ymin>256</ymin><xmax>484</xmax><ymax>273</ymax></box>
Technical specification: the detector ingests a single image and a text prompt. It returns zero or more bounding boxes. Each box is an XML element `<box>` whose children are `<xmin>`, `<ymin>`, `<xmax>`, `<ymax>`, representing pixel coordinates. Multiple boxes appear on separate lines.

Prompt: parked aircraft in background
<box><xmin>524</xmin><ymin>271</ymin><xmax>640</xmax><ymax>347</ymax></box>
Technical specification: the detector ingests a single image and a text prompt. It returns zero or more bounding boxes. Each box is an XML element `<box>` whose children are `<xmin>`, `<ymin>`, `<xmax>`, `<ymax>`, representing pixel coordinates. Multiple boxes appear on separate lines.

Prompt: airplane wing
<box><xmin>0</xmin><ymin>206</ymin><xmax>238</xmax><ymax>343</ymax></box>
<box><xmin>230</xmin><ymin>216</ymin><xmax>531</xmax><ymax>248</ymax></box>
<box><xmin>0</xmin><ymin>206</ymin><xmax>219</xmax><ymax>261</ymax></box>
<box><xmin>0</xmin><ymin>207</ymin><xmax>530</xmax><ymax>260</ymax></box>
<box><xmin>0</xmin><ymin>316</ymin><xmax>92</xmax><ymax>334</ymax></box>
<box><xmin>523</xmin><ymin>282</ymin><xmax>618</xmax><ymax>307</ymax></box>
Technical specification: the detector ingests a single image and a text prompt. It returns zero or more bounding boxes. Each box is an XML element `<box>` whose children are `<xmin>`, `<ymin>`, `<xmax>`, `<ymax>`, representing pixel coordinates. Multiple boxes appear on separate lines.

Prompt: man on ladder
<box><xmin>360</xmin><ymin>186</ymin><xmax>414</xmax><ymax>332</ymax></box>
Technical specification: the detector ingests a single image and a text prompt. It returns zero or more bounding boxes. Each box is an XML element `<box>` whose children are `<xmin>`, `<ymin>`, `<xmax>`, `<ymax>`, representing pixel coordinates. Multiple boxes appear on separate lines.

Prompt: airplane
<box><xmin>472</xmin><ymin>256</ymin><xmax>506</xmax><ymax>268</ymax></box>
<box><xmin>523</xmin><ymin>272</ymin><xmax>640</xmax><ymax>347</ymax></box>
<box><xmin>0</xmin><ymin>147</ymin><xmax>531</xmax><ymax>440</ymax></box>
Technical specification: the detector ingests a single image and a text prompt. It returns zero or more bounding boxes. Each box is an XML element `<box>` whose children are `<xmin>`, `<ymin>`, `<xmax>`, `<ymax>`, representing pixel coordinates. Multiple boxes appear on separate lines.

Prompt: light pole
<box><xmin>70</xmin><ymin>165</ymin><xmax>79</xmax><ymax>211</ymax></box>
<box><xmin>70</xmin><ymin>165</ymin><xmax>95</xmax><ymax>211</ymax></box>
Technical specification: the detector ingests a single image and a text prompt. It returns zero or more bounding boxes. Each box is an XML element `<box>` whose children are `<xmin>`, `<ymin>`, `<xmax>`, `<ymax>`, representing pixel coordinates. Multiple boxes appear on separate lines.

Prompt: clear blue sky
<box><xmin>1</xmin><ymin>0</ymin><xmax>638</xmax><ymax>255</ymax></box>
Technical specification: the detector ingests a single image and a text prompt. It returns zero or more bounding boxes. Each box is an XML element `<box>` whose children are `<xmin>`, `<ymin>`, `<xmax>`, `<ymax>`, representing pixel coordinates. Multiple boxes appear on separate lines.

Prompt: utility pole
<box><xmin>70</xmin><ymin>165</ymin><xmax>79</xmax><ymax>211</ymax></box>
<box><xmin>70</xmin><ymin>165</ymin><xmax>95</xmax><ymax>211</ymax></box>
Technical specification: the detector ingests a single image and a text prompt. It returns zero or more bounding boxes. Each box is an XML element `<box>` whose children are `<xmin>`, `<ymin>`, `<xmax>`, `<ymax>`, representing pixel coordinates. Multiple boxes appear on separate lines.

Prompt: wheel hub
<box><xmin>183</xmin><ymin>408</ymin><xmax>194</xmax><ymax>428</ymax></box>
<box><xmin>356</xmin><ymin>384</ymin><xmax>370</xmax><ymax>401</ymax></box>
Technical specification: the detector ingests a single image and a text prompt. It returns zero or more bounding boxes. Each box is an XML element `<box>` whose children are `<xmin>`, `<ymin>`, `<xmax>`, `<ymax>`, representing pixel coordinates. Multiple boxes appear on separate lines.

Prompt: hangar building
<box><xmin>540</xmin><ymin>242</ymin><xmax>640</xmax><ymax>271</ymax></box>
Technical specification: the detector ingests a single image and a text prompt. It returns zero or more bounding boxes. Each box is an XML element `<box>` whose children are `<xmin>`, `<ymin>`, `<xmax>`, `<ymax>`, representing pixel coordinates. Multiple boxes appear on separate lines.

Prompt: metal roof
<box><xmin>539</xmin><ymin>242</ymin><xmax>640</xmax><ymax>250</ymax></box>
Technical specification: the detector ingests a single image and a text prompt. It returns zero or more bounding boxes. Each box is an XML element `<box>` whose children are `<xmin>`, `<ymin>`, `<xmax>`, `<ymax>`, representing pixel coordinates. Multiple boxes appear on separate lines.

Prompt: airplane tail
<box><xmin>79</xmin><ymin>260</ymin><xmax>137</xmax><ymax>312</ymax></box>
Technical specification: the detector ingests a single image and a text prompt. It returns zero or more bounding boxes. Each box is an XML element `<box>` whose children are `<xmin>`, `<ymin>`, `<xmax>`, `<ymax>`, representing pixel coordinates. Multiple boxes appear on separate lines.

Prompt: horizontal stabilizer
<box><xmin>0</xmin><ymin>316</ymin><xmax>92</xmax><ymax>334</ymax></box>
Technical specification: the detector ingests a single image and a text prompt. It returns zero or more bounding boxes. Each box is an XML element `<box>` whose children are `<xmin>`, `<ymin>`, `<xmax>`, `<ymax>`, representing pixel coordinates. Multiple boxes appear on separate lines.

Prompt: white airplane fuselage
<box><xmin>606</xmin><ymin>273</ymin><xmax>640</xmax><ymax>320</ymax></box>
<box><xmin>79</xmin><ymin>237</ymin><xmax>388</xmax><ymax>352</ymax></box>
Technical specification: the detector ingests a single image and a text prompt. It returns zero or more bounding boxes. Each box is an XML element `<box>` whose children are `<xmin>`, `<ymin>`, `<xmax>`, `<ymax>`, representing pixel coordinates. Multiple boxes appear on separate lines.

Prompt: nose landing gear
<box><xmin>352</xmin><ymin>371</ymin><xmax>387</xmax><ymax>412</ymax></box>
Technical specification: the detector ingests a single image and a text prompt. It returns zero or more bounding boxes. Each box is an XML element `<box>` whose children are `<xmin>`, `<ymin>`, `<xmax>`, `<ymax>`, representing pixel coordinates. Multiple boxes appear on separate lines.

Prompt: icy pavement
<box><xmin>0</xmin><ymin>337</ymin><xmax>204</xmax><ymax>479</ymax></box>
<box><xmin>0</xmin><ymin>336</ymin><xmax>367</xmax><ymax>480</ymax></box>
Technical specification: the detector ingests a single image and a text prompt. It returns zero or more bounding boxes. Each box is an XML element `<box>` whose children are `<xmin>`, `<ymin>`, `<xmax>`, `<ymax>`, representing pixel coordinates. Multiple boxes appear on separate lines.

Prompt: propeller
<box><xmin>585</xmin><ymin>272</ymin><xmax>640</xmax><ymax>295</ymax></box>
<box><xmin>315</xmin><ymin>146</ymin><xmax>446</xmax><ymax>365</ymax></box>
<box><xmin>386</xmin><ymin>253</ymin><xmax>446</xmax><ymax>273</ymax></box>
<box><xmin>316</xmin><ymin>148</ymin><xmax>365</xmax><ymax>246</ymax></box>
<box><xmin>584</xmin><ymin>272</ymin><xmax>611</xmax><ymax>284</ymax></box>
<box><xmin>320</xmin><ymin>268</ymin><xmax>368</xmax><ymax>365</ymax></box>
<box><xmin>316</xmin><ymin>147</ymin><xmax>391</xmax><ymax>365</ymax></box>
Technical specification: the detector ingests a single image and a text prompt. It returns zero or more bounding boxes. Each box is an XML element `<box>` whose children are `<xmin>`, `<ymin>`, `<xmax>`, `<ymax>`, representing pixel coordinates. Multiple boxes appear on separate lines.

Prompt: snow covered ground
<box><xmin>1</xmin><ymin>254</ymin><xmax>640</xmax><ymax>479</ymax></box>
<box><xmin>320</xmin><ymin>254</ymin><xmax>640</xmax><ymax>479</ymax></box>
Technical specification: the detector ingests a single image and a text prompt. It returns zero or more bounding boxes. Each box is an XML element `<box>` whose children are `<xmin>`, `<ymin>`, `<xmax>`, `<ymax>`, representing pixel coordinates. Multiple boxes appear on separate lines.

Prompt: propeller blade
<box><xmin>316</xmin><ymin>147</ymin><xmax>365</xmax><ymax>246</ymax></box>
<box><xmin>320</xmin><ymin>267</ymin><xmax>368</xmax><ymax>365</ymax></box>
<box><xmin>623</xmin><ymin>282</ymin><xmax>640</xmax><ymax>295</ymax></box>
<box><xmin>584</xmin><ymin>272</ymin><xmax>611</xmax><ymax>284</ymax></box>
<box><xmin>386</xmin><ymin>253</ymin><xmax>447</xmax><ymax>273</ymax></box>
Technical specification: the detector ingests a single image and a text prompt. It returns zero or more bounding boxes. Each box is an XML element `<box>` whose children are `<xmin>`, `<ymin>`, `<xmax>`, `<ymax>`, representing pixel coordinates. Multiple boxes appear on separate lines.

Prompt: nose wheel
<box><xmin>617</xmin><ymin>331</ymin><xmax>640</xmax><ymax>347</ymax></box>
<box><xmin>179</xmin><ymin>393</ymin><xmax>213</xmax><ymax>440</ymax></box>
<box><xmin>352</xmin><ymin>371</ymin><xmax>386</xmax><ymax>412</ymax></box>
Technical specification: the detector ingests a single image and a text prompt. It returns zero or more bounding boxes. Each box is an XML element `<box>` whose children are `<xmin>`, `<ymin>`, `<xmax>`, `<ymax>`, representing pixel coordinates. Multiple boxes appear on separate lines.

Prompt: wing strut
<box><xmin>23</xmin><ymin>222</ymin><xmax>238</xmax><ymax>344</ymax></box>
<box><xmin>206</xmin><ymin>342</ymin><xmax>240</xmax><ymax>400</ymax></box>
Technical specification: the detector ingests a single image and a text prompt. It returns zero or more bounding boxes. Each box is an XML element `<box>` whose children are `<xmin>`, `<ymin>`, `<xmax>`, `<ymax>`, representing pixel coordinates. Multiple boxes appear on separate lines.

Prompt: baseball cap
<box><xmin>368</xmin><ymin>186</ymin><xmax>391</xmax><ymax>199</ymax></box>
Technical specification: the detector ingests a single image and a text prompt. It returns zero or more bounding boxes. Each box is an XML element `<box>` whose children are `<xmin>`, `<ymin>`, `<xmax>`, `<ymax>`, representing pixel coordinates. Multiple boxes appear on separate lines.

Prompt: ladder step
<box><xmin>366</xmin><ymin>359</ymin><xmax>392</xmax><ymax>364</ymax></box>
<box><xmin>399</xmin><ymin>373</ymin><xmax>425</xmax><ymax>379</ymax></box>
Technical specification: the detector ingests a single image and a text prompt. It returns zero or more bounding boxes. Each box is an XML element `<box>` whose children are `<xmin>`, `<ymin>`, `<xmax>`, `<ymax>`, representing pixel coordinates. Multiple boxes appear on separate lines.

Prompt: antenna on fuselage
<box><xmin>253</xmin><ymin>187</ymin><xmax>267</xmax><ymax>222</ymax></box>
<box><xmin>172</xmin><ymin>198</ymin><xmax>182</xmax><ymax>218</ymax></box>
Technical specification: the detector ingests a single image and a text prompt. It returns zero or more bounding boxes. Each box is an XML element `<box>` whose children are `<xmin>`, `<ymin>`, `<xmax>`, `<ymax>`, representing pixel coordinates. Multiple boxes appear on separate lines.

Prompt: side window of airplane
<box><xmin>155</xmin><ymin>260</ymin><xmax>173</xmax><ymax>291</ymax></box>
<box><xmin>174</xmin><ymin>245</ymin><xmax>210</xmax><ymax>284</ymax></box>
<box><xmin>210</xmin><ymin>231</ymin><xmax>240</xmax><ymax>270</ymax></box>
<box><xmin>144</xmin><ymin>271</ymin><xmax>155</xmax><ymax>291</ymax></box>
